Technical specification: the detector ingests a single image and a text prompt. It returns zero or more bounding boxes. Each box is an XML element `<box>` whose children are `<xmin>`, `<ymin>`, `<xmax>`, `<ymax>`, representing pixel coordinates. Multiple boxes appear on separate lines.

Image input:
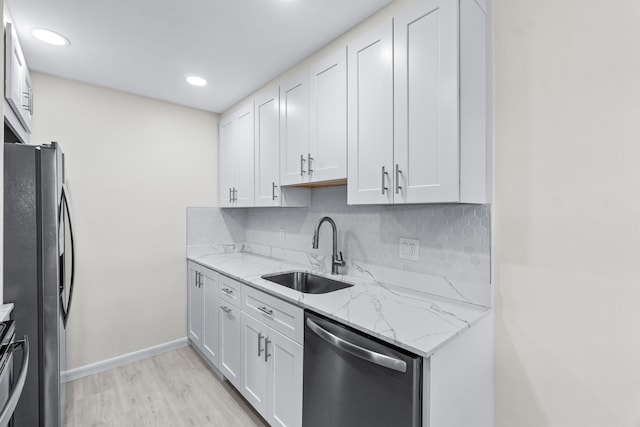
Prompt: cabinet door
<box><xmin>267</xmin><ymin>329</ymin><xmax>303</xmax><ymax>427</ymax></box>
<box><xmin>279</xmin><ymin>72</ymin><xmax>309</xmax><ymax>186</ymax></box>
<box><xmin>394</xmin><ymin>0</ymin><xmax>460</xmax><ymax>203</ymax></box>
<box><xmin>347</xmin><ymin>21</ymin><xmax>394</xmax><ymax>205</ymax></box>
<box><xmin>5</xmin><ymin>22</ymin><xmax>29</xmax><ymax>131</ymax></box>
<box><xmin>241</xmin><ymin>313</ymin><xmax>269</xmax><ymax>418</ymax></box>
<box><xmin>255</xmin><ymin>88</ymin><xmax>281</xmax><ymax>206</ymax></box>
<box><xmin>21</xmin><ymin>66</ymin><xmax>33</xmax><ymax>132</ymax></box>
<box><xmin>202</xmin><ymin>269</ymin><xmax>219</xmax><ymax>366</ymax></box>
<box><xmin>219</xmin><ymin>302</ymin><xmax>242</xmax><ymax>389</ymax></box>
<box><xmin>309</xmin><ymin>47</ymin><xmax>347</xmax><ymax>183</ymax></box>
<box><xmin>219</xmin><ymin>116</ymin><xmax>236</xmax><ymax>207</ymax></box>
<box><xmin>235</xmin><ymin>102</ymin><xmax>256</xmax><ymax>207</ymax></box>
<box><xmin>187</xmin><ymin>263</ymin><xmax>203</xmax><ymax>348</ymax></box>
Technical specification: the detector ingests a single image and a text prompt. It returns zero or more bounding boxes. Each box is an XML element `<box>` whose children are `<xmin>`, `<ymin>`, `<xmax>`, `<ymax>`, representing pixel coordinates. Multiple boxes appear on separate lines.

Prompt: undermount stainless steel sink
<box><xmin>261</xmin><ymin>271</ymin><xmax>353</xmax><ymax>294</ymax></box>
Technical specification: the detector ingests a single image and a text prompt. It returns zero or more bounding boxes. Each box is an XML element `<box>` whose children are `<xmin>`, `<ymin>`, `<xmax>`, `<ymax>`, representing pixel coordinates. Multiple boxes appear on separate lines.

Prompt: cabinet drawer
<box><xmin>243</xmin><ymin>286</ymin><xmax>303</xmax><ymax>344</ymax></box>
<box><xmin>219</xmin><ymin>274</ymin><xmax>243</xmax><ymax>308</ymax></box>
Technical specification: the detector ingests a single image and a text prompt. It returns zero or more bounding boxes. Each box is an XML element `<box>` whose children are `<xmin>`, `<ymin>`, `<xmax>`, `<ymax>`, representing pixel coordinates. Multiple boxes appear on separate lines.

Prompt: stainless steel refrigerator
<box><xmin>4</xmin><ymin>142</ymin><xmax>75</xmax><ymax>426</ymax></box>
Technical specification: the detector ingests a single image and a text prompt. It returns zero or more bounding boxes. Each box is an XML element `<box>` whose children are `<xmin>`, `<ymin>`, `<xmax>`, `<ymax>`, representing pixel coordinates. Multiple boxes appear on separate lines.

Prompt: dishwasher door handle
<box><xmin>306</xmin><ymin>318</ymin><xmax>407</xmax><ymax>373</ymax></box>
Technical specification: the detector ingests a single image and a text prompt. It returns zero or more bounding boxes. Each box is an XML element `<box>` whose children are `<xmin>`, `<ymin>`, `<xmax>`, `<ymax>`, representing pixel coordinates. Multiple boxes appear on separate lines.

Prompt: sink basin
<box><xmin>261</xmin><ymin>271</ymin><xmax>353</xmax><ymax>294</ymax></box>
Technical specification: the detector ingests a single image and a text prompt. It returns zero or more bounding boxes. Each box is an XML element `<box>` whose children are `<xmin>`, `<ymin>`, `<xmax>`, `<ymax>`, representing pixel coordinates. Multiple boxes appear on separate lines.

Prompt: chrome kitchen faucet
<box><xmin>312</xmin><ymin>216</ymin><xmax>345</xmax><ymax>275</ymax></box>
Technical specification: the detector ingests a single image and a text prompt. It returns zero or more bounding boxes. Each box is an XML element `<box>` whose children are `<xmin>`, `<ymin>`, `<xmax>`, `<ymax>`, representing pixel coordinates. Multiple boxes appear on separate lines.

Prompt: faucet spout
<box><xmin>312</xmin><ymin>216</ymin><xmax>345</xmax><ymax>275</ymax></box>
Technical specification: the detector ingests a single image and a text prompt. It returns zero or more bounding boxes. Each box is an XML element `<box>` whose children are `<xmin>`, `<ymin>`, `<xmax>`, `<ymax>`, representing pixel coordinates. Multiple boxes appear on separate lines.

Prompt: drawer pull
<box><xmin>221</xmin><ymin>288</ymin><xmax>234</xmax><ymax>295</ymax></box>
<box><xmin>257</xmin><ymin>306</ymin><xmax>273</xmax><ymax>316</ymax></box>
<box><xmin>220</xmin><ymin>306</ymin><xmax>232</xmax><ymax>314</ymax></box>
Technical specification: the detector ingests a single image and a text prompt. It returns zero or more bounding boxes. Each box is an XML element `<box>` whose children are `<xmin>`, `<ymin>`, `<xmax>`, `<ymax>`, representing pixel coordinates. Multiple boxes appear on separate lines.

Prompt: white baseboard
<box><xmin>61</xmin><ymin>337</ymin><xmax>189</xmax><ymax>383</ymax></box>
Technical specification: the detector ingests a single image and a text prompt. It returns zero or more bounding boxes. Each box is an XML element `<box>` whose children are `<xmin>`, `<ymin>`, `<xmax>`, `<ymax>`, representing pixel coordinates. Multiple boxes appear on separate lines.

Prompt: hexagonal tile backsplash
<box><xmin>189</xmin><ymin>186</ymin><xmax>490</xmax><ymax>285</ymax></box>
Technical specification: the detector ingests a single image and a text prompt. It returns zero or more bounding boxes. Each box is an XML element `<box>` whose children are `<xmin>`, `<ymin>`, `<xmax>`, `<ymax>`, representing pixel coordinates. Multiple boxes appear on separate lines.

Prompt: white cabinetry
<box><xmin>201</xmin><ymin>268</ymin><xmax>220</xmax><ymax>365</ymax></box>
<box><xmin>347</xmin><ymin>22</ymin><xmax>394</xmax><ymax>205</ymax></box>
<box><xmin>308</xmin><ymin>47</ymin><xmax>347</xmax><ymax>183</ymax></box>
<box><xmin>279</xmin><ymin>73</ymin><xmax>310</xmax><ymax>186</ymax></box>
<box><xmin>219</xmin><ymin>102</ymin><xmax>255</xmax><ymax>207</ymax></box>
<box><xmin>255</xmin><ymin>88</ymin><xmax>281</xmax><ymax>207</ymax></box>
<box><xmin>348</xmin><ymin>0</ymin><xmax>489</xmax><ymax>205</ymax></box>
<box><xmin>187</xmin><ymin>261</ymin><xmax>304</xmax><ymax>426</ymax></box>
<box><xmin>187</xmin><ymin>262</ymin><xmax>204</xmax><ymax>347</ymax></box>
<box><xmin>218</xmin><ymin>274</ymin><xmax>244</xmax><ymax>389</ymax></box>
<box><xmin>188</xmin><ymin>262</ymin><xmax>220</xmax><ymax>366</ymax></box>
<box><xmin>241</xmin><ymin>312</ymin><xmax>303</xmax><ymax>427</ymax></box>
<box><xmin>4</xmin><ymin>21</ymin><xmax>33</xmax><ymax>143</ymax></box>
<box><xmin>255</xmin><ymin>88</ymin><xmax>310</xmax><ymax>207</ymax></box>
<box><xmin>280</xmin><ymin>47</ymin><xmax>348</xmax><ymax>187</ymax></box>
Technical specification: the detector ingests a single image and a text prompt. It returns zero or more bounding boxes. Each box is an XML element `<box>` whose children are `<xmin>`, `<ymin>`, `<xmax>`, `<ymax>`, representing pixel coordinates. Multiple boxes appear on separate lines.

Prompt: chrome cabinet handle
<box><xmin>307</xmin><ymin>153</ymin><xmax>313</xmax><ymax>175</ymax></box>
<box><xmin>232</xmin><ymin>188</ymin><xmax>237</xmax><ymax>202</ymax></box>
<box><xmin>257</xmin><ymin>306</ymin><xmax>273</xmax><ymax>316</ymax></box>
<box><xmin>306</xmin><ymin>318</ymin><xmax>407</xmax><ymax>373</ymax></box>
<box><xmin>272</xmin><ymin>182</ymin><xmax>278</xmax><ymax>200</ymax></box>
<box><xmin>195</xmin><ymin>272</ymin><xmax>200</xmax><ymax>287</ymax></box>
<box><xmin>258</xmin><ymin>332</ymin><xmax>264</xmax><ymax>357</ymax></box>
<box><xmin>220</xmin><ymin>306</ymin><xmax>232</xmax><ymax>314</ymax></box>
<box><xmin>300</xmin><ymin>154</ymin><xmax>306</xmax><ymax>176</ymax></box>
<box><xmin>0</xmin><ymin>337</ymin><xmax>29</xmax><ymax>427</ymax></box>
<box><xmin>229</xmin><ymin>187</ymin><xmax>233</xmax><ymax>202</ymax></box>
<box><xmin>264</xmin><ymin>337</ymin><xmax>271</xmax><ymax>362</ymax></box>
<box><xmin>221</xmin><ymin>287</ymin><xmax>233</xmax><ymax>295</ymax></box>
<box><xmin>395</xmin><ymin>164</ymin><xmax>402</xmax><ymax>194</ymax></box>
<box><xmin>381</xmin><ymin>166</ymin><xmax>389</xmax><ymax>195</ymax></box>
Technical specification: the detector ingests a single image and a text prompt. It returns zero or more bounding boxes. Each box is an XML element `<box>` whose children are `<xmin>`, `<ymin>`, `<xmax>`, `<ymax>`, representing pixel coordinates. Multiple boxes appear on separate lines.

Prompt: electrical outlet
<box><xmin>399</xmin><ymin>238</ymin><xmax>419</xmax><ymax>261</ymax></box>
<box><xmin>279</xmin><ymin>228</ymin><xmax>286</xmax><ymax>242</ymax></box>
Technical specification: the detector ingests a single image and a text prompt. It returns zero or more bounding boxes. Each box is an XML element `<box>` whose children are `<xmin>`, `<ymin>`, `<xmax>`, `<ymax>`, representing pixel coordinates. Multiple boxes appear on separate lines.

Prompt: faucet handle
<box><xmin>335</xmin><ymin>251</ymin><xmax>346</xmax><ymax>266</ymax></box>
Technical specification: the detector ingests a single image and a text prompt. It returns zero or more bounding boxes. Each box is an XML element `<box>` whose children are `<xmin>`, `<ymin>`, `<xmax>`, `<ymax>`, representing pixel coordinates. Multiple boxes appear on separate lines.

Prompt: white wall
<box><xmin>29</xmin><ymin>72</ymin><xmax>218</xmax><ymax>369</ymax></box>
<box><xmin>494</xmin><ymin>0</ymin><xmax>640</xmax><ymax>426</ymax></box>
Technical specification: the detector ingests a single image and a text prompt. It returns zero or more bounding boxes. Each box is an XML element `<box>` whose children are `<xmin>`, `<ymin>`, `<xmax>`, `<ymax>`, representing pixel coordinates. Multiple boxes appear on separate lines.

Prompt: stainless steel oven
<box><xmin>303</xmin><ymin>311</ymin><xmax>422</xmax><ymax>427</ymax></box>
<box><xmin>0</xmin><ymin>321</ymin><xmax>29</xmax><ymax>427</ymax></box>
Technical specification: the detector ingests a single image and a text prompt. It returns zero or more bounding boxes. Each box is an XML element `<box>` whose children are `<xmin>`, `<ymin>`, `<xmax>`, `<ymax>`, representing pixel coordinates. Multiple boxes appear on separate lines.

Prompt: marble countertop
<box><xmin>188</xmin><ymin>251</ymin><xmax>489</xmax><ymax>358</ymax></box>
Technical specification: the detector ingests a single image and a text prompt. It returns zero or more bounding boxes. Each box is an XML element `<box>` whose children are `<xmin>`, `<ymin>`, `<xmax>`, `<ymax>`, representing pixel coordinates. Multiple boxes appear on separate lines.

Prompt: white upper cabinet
<box><xmin>279</xmin><ymin>48</ymin><xmax>348</xmax><ymax>187</ymax></box>
<box><xmin>347</xmin><ymin>22</ymin><xmax>394</xmax><ymax>205</ymax></box>
<box><xmin>219</xmin><ymin>116</ymin><xmax>236</xmax><ymax>208</ymax></box>
<box><xmin>235</xmin><ymin>103</ymin><xmax>256</xmax><ymax>207</ymax></box>
<box><xmin>280</xmin><ymin>72</ymin><xmax>310</xmax><ymax>186</ymax></box>
<box><xmin>394</xmin><ymin>0</ymin><xmax>459</xmax><ymax>203</ymax></box>
<box><xmin>5</xmin><ymin>21</ymin><xmax>33</xmax><ymax>136</ymax></box>
<box><xmin>349</xmin><ymin>0</ymin><xmax>489</xmax><ymax>205</ymax></box>
<box><xmin>255</xmin><ymin>88</ymin><xmax>282</xmax><ymax>207</ymax></box>
<box><xmin>219</xmin><ymin>102</ymin><xmax>255</xmax><ymax>207</ymax></box>
<box><xmin>309</xmin><ymin>47</ymin><xmax>347</xmax><ymax>183</ymax></box>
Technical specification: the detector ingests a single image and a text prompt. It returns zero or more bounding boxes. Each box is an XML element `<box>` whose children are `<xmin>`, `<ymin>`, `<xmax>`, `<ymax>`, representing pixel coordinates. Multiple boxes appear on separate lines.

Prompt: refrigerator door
<box><xmin>4</xmin><ymin>143</ymin><xmax>65</xmax><ymax>426</ymax></box>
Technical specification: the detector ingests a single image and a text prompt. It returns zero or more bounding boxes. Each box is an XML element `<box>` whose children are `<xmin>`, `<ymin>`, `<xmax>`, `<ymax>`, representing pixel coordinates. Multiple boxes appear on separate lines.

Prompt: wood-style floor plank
<box><xmin>65</xmin><ymin>346</ymin><xmax>268</xmax><ymax>427</ymax></box>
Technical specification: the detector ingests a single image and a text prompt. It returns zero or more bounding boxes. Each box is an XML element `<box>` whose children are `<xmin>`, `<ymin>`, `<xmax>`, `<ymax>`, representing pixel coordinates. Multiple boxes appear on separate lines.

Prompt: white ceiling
<box><xmin>8</xmin><ymin>0</ymin><xmax>392</xmax><ymax>113</ymax></box>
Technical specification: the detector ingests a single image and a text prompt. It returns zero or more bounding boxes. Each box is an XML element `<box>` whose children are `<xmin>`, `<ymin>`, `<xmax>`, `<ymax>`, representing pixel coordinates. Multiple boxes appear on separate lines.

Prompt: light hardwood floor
<box><xmin>65</xmin><ymin>346</ymin><xmax>268</xmax><ymax>426</ymax></box>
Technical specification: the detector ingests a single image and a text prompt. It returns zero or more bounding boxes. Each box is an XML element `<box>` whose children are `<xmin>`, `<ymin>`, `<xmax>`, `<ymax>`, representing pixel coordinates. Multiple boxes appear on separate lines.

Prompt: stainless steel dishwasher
<box><xmin>303</xmin><ymin>311</ymin><xmax>422</xmax><ymax>427</ymax></box>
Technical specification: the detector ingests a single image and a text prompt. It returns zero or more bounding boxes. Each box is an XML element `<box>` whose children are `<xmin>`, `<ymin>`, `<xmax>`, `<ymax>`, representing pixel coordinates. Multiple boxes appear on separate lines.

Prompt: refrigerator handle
<box><xmin>58</xmin><ymin>184</ymin><xmax>76</xmax><ymax>328</ymax></box>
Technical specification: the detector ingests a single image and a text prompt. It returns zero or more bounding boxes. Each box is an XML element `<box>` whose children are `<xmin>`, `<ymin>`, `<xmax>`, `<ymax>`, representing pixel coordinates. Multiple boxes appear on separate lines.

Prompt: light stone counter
<box><xmin>188</xmin><ymin>251</ymin><xmax>489</xmax><ymax>358</ymax></box>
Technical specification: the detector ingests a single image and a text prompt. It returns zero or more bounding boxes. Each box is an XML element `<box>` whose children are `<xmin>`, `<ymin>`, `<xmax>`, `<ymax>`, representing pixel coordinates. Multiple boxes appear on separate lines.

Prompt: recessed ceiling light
<box><xmin>186</xmin><ymin>75</ymin><xmax>207</xmax><ymax>87</ymax></box>
<box><xmin>32</xmin><ymin>28</ymin><xmax>70</xmax><ymax>46</ymax></box>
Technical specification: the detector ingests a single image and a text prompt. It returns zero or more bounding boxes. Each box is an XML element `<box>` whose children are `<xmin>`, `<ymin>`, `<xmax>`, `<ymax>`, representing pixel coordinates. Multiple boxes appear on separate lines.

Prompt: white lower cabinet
<box><xmin>201</xmin><ymin>268</ymin><xmax>220</xmax><ymax>365</ymax></box>
<box><xmin>188</xmin><ymin>262</ymin><xmax>220</xmax><ymax>365</ymax></box>
<box><xmin>219</xmin><ymin>302</ymin><xmax>243</xmax><ymax>389</ymax></box>
<box><xmin>241</xmin><ymin>312</ymin><xmax>303</xmax><ymax>427</ymax></box>
<box><xmin>187</xmin><ymin>266</ymin><xmax>303</xmax><ymax>427</ymax></box>
<box><xmin>187</xmin><ymin>262</ymin><xmax>204</xmax><ymax>347</ymax></box>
